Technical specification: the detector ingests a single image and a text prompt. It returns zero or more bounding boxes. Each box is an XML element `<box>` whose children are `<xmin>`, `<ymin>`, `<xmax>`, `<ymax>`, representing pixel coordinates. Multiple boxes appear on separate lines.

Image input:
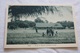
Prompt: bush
<box><xmin>8</xmin><ymin>22</ymin><xmax>17</xmax><ymax>30</ymax></box>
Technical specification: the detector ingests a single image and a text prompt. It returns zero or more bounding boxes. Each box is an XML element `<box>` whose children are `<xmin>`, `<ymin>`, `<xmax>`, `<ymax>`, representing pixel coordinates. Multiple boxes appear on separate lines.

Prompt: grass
<box><xmin>7</xmin><ymin>28</ymin><xmax>76</xmax><ymax>44</ymax></box>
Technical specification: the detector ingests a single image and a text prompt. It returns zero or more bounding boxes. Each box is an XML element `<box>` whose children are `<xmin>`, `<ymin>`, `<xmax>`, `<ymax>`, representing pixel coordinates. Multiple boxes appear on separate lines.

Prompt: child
<box><xmin>42</xmin><ymin>32</ymin><xmax>45</xmax><ymax>37</ymax></box>
<box><xmin>55</xmin><ymin>31</ymin><xmax>58</xmax><ymax>36</ymax></box>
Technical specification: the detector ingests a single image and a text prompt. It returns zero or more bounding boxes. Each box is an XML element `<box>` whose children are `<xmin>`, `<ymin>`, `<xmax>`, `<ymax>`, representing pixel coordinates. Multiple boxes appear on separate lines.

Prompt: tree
<box><xmin>67</xmin><ymin>21</ymin><xmax>74</xmax><ymax>28</ymax></box>
<box><xmin>57</xmin><ymin>21</ymin><xmax>74</xmax><ymax>29</ymax></box>
<box><xmin>24</xmin><ymin>20</ymin><xmax>36</xmax><ymax>27</ymax></box>
<box><xmin>8</xmin><ymin>22</ymin><xmax>18</xmax><ymax>30</ymax></box>
<box><xmin>8</xmin><ymin>6</ymin><xmax>59</xmax><ymax>22</ymax></box>
<box><xmin>35</xmin><ymin>17</ymin><xmax>44</xmax><ymax>23</ymax></box>
<box><xmin>45</xmin><ymin>20</ymin><xmax>48</xmax><ymax>23</ymax></box>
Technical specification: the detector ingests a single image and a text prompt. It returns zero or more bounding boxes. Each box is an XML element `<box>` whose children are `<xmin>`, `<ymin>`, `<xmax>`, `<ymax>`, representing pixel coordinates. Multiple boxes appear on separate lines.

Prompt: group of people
<box><xmin>42</xmin><ymin>27</ymin><xmax>58</xmax><ymax>37</ymax></box>
<box><xmin>46</xmin><ymin>27</ymin><xmax>54</xmax><ymax>36</ymax></box>
<box><xmin>35</xmin><ymin>26</ymin><xmax>58</xmax><ymax>37</ymax></box>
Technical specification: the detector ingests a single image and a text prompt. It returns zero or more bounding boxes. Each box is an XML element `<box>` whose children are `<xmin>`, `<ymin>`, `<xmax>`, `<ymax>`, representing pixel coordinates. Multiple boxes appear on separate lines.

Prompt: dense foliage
<box><xmin>8</xmin><ymin>20</ymin><xmax>36</xmax><ymax>29</ymax></box>
<box><xmin>8</xmin><ymin>6</ymin><xmax>58</xmax><ymax>21</ymax></box>
<box><xmin>57</xmin><ymin>21</ymin><xmax>74</xmax><ymax>29</ymax></box>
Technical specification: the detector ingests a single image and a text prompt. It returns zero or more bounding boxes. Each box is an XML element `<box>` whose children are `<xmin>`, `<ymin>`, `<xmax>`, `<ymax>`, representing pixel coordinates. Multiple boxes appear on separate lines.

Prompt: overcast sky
<box><xmin>8</xmin><ymin>6</ymin><xmax>74</xmax><ymax>23</ymax></box>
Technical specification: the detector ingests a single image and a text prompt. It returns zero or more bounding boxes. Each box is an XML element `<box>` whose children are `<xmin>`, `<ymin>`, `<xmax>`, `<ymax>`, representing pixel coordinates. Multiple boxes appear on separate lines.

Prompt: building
<box><xmin>36</xmin><ymin>23</ymin><xmax>63</xmax><ymax>29</ymax></box>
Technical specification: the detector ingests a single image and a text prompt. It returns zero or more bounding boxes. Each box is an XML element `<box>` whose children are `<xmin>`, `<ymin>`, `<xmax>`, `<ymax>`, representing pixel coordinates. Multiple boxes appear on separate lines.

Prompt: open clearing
<box><xmin>7</xmin><ymin>28</ymin><xmax>76</xmax><ymax>44</ymax></box>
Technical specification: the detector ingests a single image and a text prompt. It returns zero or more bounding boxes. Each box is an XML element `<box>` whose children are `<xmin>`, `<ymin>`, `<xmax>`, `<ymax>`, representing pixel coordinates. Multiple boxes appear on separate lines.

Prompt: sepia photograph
<box><xmin>4</xmin><ymin>5</ymin><xmax>77</xmax><ymax>48</ymax></box>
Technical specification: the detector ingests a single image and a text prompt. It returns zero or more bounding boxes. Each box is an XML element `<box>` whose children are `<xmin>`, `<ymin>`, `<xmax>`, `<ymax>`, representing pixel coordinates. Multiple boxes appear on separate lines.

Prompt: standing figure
<box><xmin>50</xmin><ymin>27</ymin><xmax>54</xmax><ymax>36</ymax></box>
<box><xmin>46</xmin><ymin>27</ymin><xmax>49</xmax><ymax>35</ymax></box>
<box><xmin>35</xmin><ymin>26</ymin><xmax>38</xmax><ymax>33</ymax></box>
<box><xmin>46</xmin><ymin>27</ymin><xmax>52</xmax><ymax>36</ymax></box>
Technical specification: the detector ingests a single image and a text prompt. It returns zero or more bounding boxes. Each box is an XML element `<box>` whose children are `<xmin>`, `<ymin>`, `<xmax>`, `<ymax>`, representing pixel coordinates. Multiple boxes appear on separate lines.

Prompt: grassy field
<box><xmin>7</xmin><ymin>28</ymin><xmax>76</xmax><ymax>44</ymax></box>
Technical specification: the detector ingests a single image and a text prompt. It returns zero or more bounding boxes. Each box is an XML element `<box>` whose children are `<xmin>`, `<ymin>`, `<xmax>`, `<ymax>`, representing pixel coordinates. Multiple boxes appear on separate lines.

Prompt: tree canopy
<box><xmin>35</xmin><ymin>17</ymin><xmax>44</xmax><ymax>23</ymax></box>
<box><xmin>8</xmin><ymin>6</ymin><xmax>59</xmax><ymax>18</ymax></box>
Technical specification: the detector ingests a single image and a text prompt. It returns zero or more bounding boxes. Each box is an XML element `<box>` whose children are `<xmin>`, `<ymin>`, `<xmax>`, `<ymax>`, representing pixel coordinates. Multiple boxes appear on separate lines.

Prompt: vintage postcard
<box><xmin>4</xmin><ymin>5</ymin><xmax>78</xmax><ymax>48</ymax></box>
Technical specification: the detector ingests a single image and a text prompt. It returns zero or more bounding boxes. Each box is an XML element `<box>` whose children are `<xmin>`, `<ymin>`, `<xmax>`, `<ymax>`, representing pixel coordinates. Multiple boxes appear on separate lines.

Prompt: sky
<box><xmin>8</xmin><ymin>6</ymin><xmax>74</xmax><ymax>23</ymax></box>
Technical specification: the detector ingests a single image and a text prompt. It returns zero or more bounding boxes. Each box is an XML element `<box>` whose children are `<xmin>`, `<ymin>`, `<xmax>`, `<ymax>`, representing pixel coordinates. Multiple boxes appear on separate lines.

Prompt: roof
<box><xmin>36</xmin><ymin>23</ymin><xmax>63</xmax><ymax>27</ymax></box>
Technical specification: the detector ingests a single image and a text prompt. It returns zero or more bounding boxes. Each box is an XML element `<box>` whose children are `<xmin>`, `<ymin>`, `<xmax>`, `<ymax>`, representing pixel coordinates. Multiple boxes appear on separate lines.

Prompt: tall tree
<box><xmin>35</xmin><ymin>17</ymin><xmax>44</xmax><ymax>23</ymax></box>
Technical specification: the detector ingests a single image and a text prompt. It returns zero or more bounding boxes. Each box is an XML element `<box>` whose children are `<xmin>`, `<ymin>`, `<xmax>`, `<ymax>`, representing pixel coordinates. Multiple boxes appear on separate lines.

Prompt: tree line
<box><xmin>57</xmin><ymin>21</ymin><xmax>74</xmax><ymax>29</ymax></box>
<box><xmin>8</xmin><ymin>18</ymin><xmax>74</xmax><ymax>30</ymax></box>
<box><xmin>8</xmin><ymin>20</ymin><xmax>36</xmax><ymax>30</ymax></box>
